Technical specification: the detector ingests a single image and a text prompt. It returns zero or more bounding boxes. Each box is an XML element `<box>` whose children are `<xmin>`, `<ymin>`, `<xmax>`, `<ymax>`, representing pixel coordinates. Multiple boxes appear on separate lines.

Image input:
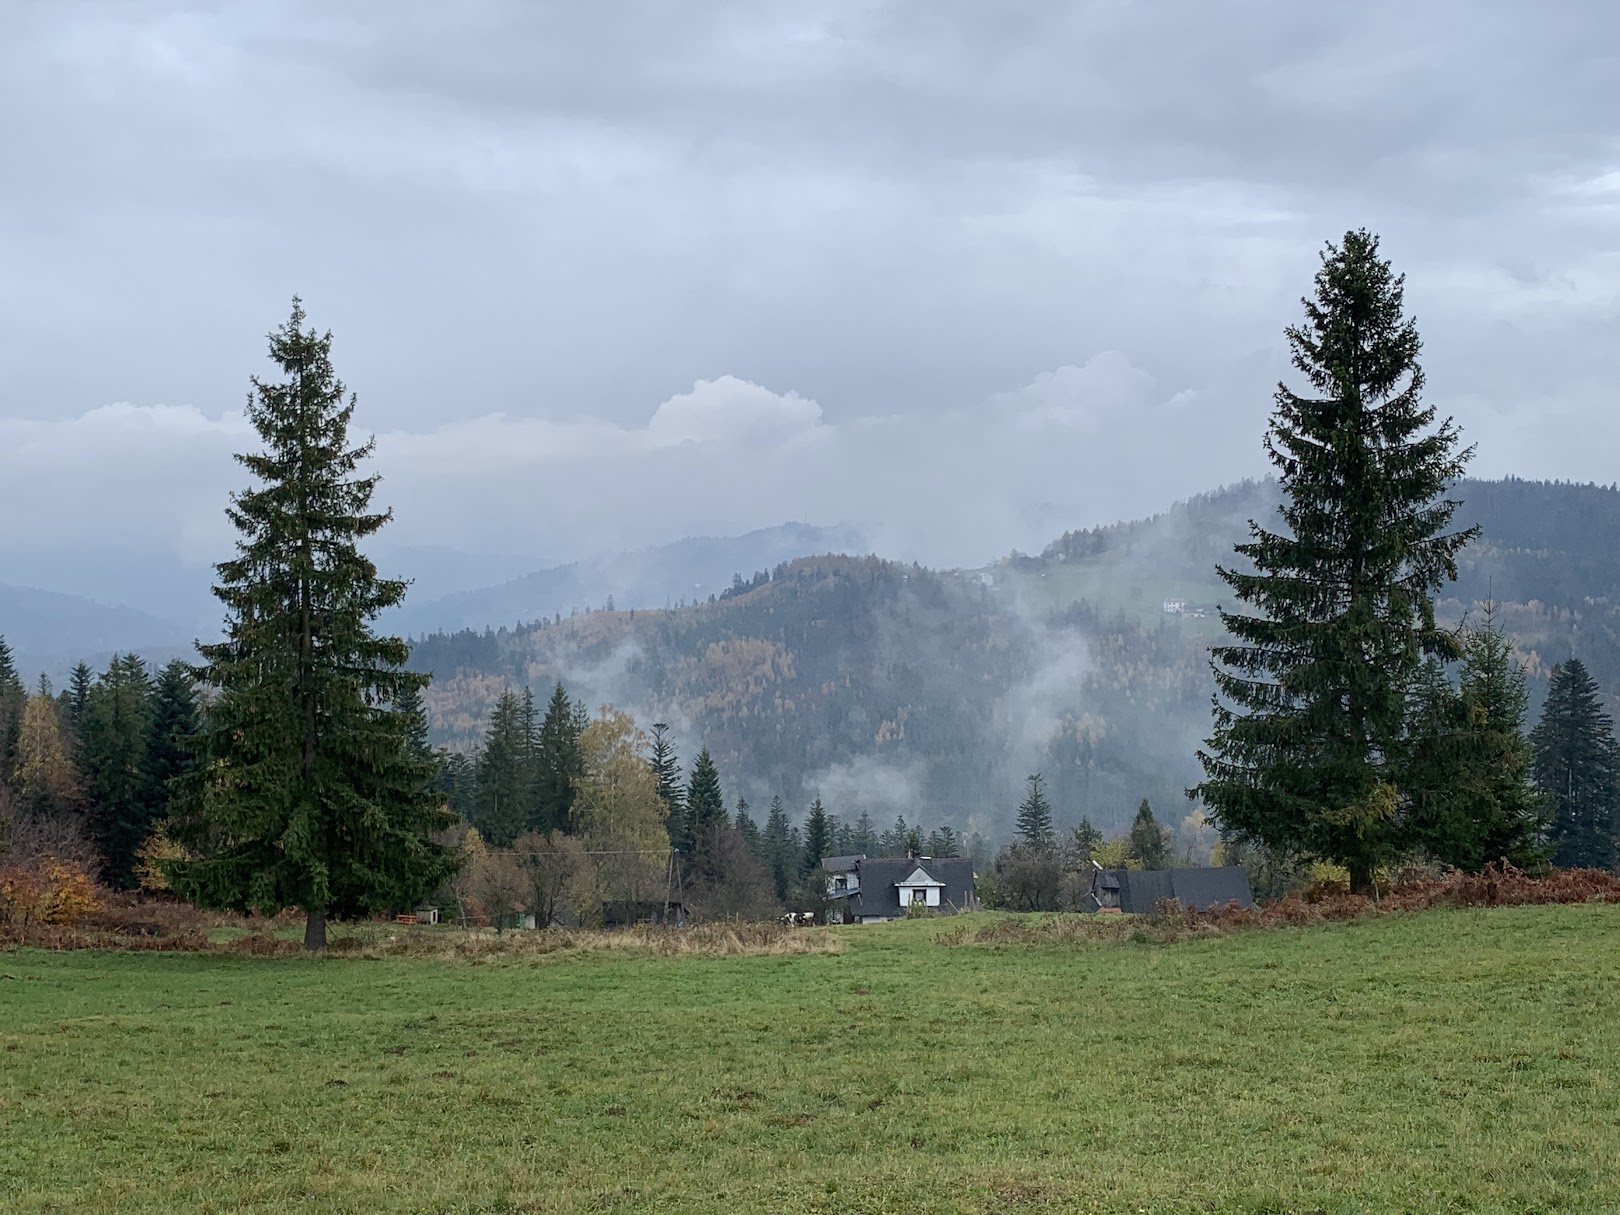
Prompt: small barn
<box><xmin>1087</xmin><ymin>866</ymin><xmax>1253</xmax><ymax>914</ymax></box>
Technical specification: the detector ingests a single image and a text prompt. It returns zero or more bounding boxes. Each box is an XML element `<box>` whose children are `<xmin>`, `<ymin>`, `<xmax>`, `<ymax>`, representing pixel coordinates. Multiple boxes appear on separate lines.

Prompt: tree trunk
<box><xmin>1348</xmin><ymin>860</ymin><xmax>1374</xmax><ymax>898</ymax></box>
<box><xmin>304</xmin><ymin>910</ymin><xmax>327</xmax><ymax>951</ymax></box>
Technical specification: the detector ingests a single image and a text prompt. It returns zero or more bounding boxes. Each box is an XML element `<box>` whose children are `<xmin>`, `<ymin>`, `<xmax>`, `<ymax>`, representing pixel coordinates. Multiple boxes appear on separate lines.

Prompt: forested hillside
<box><xmin>411</xmin><ymin>478</ymin><xmax>1620</xmax><ymax>841</ymax></box>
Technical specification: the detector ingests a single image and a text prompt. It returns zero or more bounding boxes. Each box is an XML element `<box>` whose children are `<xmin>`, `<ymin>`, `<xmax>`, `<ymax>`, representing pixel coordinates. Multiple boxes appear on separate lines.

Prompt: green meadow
<box><xmin>4</xmin><ymin>907</ymin><xmax>1619</xmax><ymax>1214</ymax></box>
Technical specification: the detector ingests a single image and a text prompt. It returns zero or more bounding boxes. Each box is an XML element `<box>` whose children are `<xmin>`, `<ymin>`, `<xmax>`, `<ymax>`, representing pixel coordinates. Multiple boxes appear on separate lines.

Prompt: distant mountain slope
<box><xmin>0</xmin><ymin>584</ymin><xmax>191</xmax><ymax>681</ymax></box>
<box><xmin>410</xmin><ymin>478</ymin><xmax>1620</xmax><ymax>840</ymax></box>
<box><xmin>391</xmin><ymin>522</ymin><xmax>868</xmax><ymax>636</ymax></box>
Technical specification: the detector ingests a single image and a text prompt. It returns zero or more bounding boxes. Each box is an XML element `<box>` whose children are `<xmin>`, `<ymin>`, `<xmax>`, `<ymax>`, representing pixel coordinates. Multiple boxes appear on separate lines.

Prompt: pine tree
<box><xmin>81</xmin><ymin>654</ymin><xmax>154</xmax><ymax>888</ymax></box>
<box><xmin>926</xmin><ymin>825</ymin><xmax>960</xmax><ymax>857</ymax></box>
<box><xmin>681</xmin><ymin>748</ymin><xmax>727</xmax><ymax>868</ymax></box>
<box><xmin>534</xmin><ymin>683</ymin><xmax>585</xmax><ymax>833</ymax></box>
<box><xmin>516</xmin><ymin>686</ymin><xmax>539</xmax><ymax>827</ymax></box>
<box><xmin>474</xmin><ymin>691</ymin><xmax>532</xmax><ymax>846</ymax></box>
<box><xmin>762</xmin><ymin>795</ymin><xmax>798</xmax><ymax>901</ymax></box>
<box><xmin>1015</xmin><ymin>773</ymin><xmax>1055</xmax><ymax>852</ymax></box>
<box><xmin>1129</xmin><ymin>799</ymin><xmax>1170</xmax><ymax>870</ymax></box>
<box><xmin>1195</xmin><ymin>230</ymin><xmax>1477</xmax><ymax>893</ymax></box>
<box><xmin>850</xmin><ymin>809</ymin><xmax>877</xmax><ymax>855</ymax></box>
<box><xmin>1531</xmin><ymin>659</ymin><xmax>1620</xmax><ymax>870</ymax></box>
<box><xmin>1456</xmin><ymin>607</ymin><xmax>1546</xmax><ymax>867</ymax></box>
<box><xmin>164</xmin><ymin>301</ymin><xmax>454</xmax><ymax>948</ymax></box>
<box><xmin>648</xmin><ymin>722</ymin><xmax>684</xmax><ymax>846</ymax></box>
<box><xmin>0</xmin><ymin>635</ymin><xmax>25</xmax><ymax>789</ymax></box>
<box><xmin>878</xmin><ymin>816</ymin><xmax>910</xmax><ymax>856</ymax></box>
<box><xmin>801</xmin><ymin>797</ymin><xmax>832</xmax><ymax>876</ymax></box>
<box><xmin>66</xmin><ymin>662</ymin><xmax>94</xmax><ymax>754</ymax></box>
<box><xmin>142</xmin><ymin>659</ymin><xmax>200</xmax><ymax>836</ymax></box>
<box><xmin>734</xmin><ymin>796</ymin><xmax>762</xmax><ymax>857</ymax></box>
<box><xmin>1070</xmin><ymin>816</ymin><xmax>1103</xmax><ymax>867</ymax></box>
<box><xmin>396</xmin><ymin>680</ymin><xmax>435</xmax><ymax>765</ymax></box>
<box><xmin>1403</xmin><ymin>605</ymin><xmax>1545</xmax><ymax>870</ymax></box>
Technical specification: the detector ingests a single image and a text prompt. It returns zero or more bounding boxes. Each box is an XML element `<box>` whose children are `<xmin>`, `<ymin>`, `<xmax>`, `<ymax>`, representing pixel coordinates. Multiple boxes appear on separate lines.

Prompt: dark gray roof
<box><xmin>849</xmin><ymin>856</ymin><xmax>975</xmax><ymax>918</ymax></box>
<box><xmin>821</xmin><ymin>854</ymin><xmax>865</xmax><ymax>873</ymax></box>
<box><xmin>1090</xmin><ymin>866</ymin><xmax>1254</xmax><ymax>914</ymax></box>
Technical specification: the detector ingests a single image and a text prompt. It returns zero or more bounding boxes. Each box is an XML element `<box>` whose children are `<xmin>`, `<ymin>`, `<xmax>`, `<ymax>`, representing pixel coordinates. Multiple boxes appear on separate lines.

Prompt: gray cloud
<box><xmin>2</xmin><ymin>0</ymin><xmax>1616</xmax><ymax>608</ymax></box>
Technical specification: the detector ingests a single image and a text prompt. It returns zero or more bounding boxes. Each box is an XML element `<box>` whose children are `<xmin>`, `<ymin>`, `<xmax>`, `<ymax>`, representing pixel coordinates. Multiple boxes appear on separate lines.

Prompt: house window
<box><xmin>910</xmin><ymin>889</ymin><xmax>927</xmax><ymax>905</ymax></box>
<box><xmin>834</xmin><ymin>876</ymin><xmax>847</xmax><ymax>893</ymax></box>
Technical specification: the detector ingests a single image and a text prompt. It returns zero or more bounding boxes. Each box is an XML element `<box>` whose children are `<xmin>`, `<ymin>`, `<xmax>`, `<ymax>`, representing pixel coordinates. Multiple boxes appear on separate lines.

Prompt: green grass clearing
<box><xmin>4</xmin><ymin>906</ymin><xmax>1619</xmax><ymax>1213</ymax></box>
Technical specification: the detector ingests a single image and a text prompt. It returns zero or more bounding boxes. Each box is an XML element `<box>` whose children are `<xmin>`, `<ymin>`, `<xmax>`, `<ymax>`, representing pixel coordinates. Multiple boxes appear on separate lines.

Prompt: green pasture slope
<box><xmin>4</xmin><ymin>907</ymin><xmax>1620</xmax><ymax>1214</ymax></box>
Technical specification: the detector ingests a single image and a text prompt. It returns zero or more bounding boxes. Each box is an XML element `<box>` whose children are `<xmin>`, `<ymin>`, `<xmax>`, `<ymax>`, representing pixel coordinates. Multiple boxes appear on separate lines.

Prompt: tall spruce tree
<box><xmin>1403</xmin><ymin>605</ymin><xmax>1546</xmax><ymax>870</ymax></box>
<box><xmin>801</xmin><ymin>797</ymin><xmax>832</xmax><ymax>876</ymax></box>
<box><xmin>165</xmin><ymin>301</ymin><xmax>454</xmax><ymax>948</ymax></box>
<box><xmin>534</xmin><ymin>683</ymin><xmax>584</xmax><ymax>832</ymax></box>
<box><xmin>1015</xmin><ymin>773</ymin><xmax>1055</xmax><ymax>852</ymax></box>
<box><xmin>762</xmin><ymin>795</ymin><xmax>798</xmax><ymax>901</ymax></box>
<box><xmin>1531</xmin><ymin>659</ymin><xmax>1620</xmax><ymax>870</ymax></box>
<box><xmin>1129</xmin><ymin>799</ymin><xmax>1170</xmax><ymax>870</ymax></box>
<box><xmin>851</xmin><ymin>809</ymin><xmax>877</xmax><ymax>856</ymax></box>
<box><xmin>66</xmin><ymin>662</ymin><xmax>94</xmax><ymax>753</ymax></box>
<box><xmin>396</xmin><ymin>680</ymin><xmax>435</xmax><ymax>765</ymax></box>
<box><xmin>0</xmin><ymin>636</ymin><xmax>24</xmax><ymax>789</ymax></box>
<box><xmin>142</xmin><ymin>659</ymin><xmax>201</xmax><ymax>837</ymax></box>
<box><xmin>681</xmin><ymin>748</ymin><xmax>727</xmax><ymax>861</ymax></box>
<box><xmin>648</xmin><ymin>722</ymin><xmax>684</xmax><ymax>846</ymax></box>
<box><xmin>1070</xmin><ymin>816</ymin><xmax>1103</xmax><ymax>867</ymax></box>
<box><xmin>1195</xmin><ymin>230</ymin><xmax>1477</xmax><ymax>893</ymax></box>
<box><xmin>474</xmin><ymin>691</ymin><xmax>532</xmax><ymax>846</ymax></box>
<box><xmin>734</xmin><ymin>796</ymin><xmax>762</xmax><ymax>857</ymax></box>
<box><xmin>81</xmin><ymin>654</ymin><xmax>154</xmax><ymax>888</ymax></box>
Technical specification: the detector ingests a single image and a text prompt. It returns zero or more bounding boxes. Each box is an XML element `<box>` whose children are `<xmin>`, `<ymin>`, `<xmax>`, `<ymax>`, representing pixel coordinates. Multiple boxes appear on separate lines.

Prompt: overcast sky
<box><xmin>3</xmin><ymin>0</ymin><xmax>1617</xmax><ymax>610</ymax></box>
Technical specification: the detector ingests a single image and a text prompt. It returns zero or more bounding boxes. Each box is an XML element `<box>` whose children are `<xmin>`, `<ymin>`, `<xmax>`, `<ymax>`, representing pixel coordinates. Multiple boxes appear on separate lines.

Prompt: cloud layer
<box><xmin>2</xmin><ymin>1</ymin><xmax>1616</xmax><ymax>614</ymax></box>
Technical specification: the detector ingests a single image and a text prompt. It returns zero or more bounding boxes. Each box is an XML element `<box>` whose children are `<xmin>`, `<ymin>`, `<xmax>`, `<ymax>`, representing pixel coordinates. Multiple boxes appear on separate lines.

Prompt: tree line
<box><xmin>0</xmin><ymin>644</ymin><xmax>199</xmax><ymax>891</ymax></box>
<box><xmin>436</xmin><ymin>683</ymin><xmax>985</xmax><ymax>924</ymax></box>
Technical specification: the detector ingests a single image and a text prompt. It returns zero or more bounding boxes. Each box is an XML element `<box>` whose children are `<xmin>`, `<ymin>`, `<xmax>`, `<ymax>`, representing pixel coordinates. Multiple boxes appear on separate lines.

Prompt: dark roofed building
<box><xmin>824</xmin><ymin>855</ymin><xmax>976</xmax><ymax>923</ymax></box>
<box><xmin>1087</xmin><ymin>866</ymin><xmax>1253</xmax><ymax>914</ymax></box>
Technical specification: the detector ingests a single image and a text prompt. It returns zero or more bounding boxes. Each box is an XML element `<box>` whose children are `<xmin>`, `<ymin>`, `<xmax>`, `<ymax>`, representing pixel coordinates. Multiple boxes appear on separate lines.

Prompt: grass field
<box><xmin>5</xmin><ymin>906</ymin><xmax>1620</xmax><ymax>1214</ymax></box>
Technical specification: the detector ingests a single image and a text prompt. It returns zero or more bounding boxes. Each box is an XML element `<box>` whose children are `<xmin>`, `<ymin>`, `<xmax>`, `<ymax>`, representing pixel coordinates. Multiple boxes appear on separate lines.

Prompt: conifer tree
<box><xmin>1015</xmin><ymin>773</ymin><xmax>1055</xmax><ymax>852</ymax></box>
<box><xmin>534</xmin><ymin>683</ymin><xmax>585</xmax><ymax>833</ymax></box>
<box><xmin>851</xmin><ymin>809</ymin><xmax>877</xmax><ymax>856</ymax></box>
<box><xmin>396</xmin><ymin>680</ymin><xmax>435</xmax><ymax>765</ymax></box>
<box><xmin>648</xmin><ymin>721</ymin><xmax>684</xmax><ymax>845</ymax></box>
<box><xmin>801</xmin><ymin>797</ymin><xmax>832</xmax><ymax>876</ymax></box>
<box><xmin>1403</xmin><ymin>605</ymin><xmax>1546</xmax><ymax>870</ymax></box>
<box><xmin>164</xmin><ymin>301</ymin><xmax>454</xmax><ymax>948</ymax></box>
<box><xmin>474</xmin><ymin>691</ymin><xmax>532</xmax><ymax>846</ymax></box>
<box><xmin>681</xmin><ymin>748</ymin><xmax>727</xmax><ymax>862</ymax></box>
<box><xmin>142</xmin><ymin>659</ymin><xmax>200</xmax><ymax>836</ymax></box>
<box><xmin>1070</xmin><ymin>816</ymin><xmax>1103</xmax><ymax>867</ymax></box>
<box><xmin>66</xmin><ymin>662</ymin><xmax>94</xmax><ymax>753</ymax></box>
<box><xmin>1195</xmin><ymin>230</ymin><xmax>1477</xmax><ymax>893</ymax></box>
<box><xmin>1129</xmin><ymin>799</ymin><xmax>1170</xmax><ymax>870</ymax></box>
<box><xmin>0</xmin><ymin>636</ymin><xmax>24</xmax><ymax>789</ymax></box>
<box><xmin>1531</xmin><ymin>659</ymin><xmax>1620</xmax><ymax>870</ymax></box>
<box><xmin>926</xmin><ymin>825</ymin><xmax>960</xmax><ymax>857</ymax></box>
<box><xmin>762</xmin><ymin>795</ymin><xmax>798</xmax><ymax>900</ymax></box>
<box><xmin>879</xmin><ymin>815</ymin><xmax>910</xmax><ymax>856</ymax></box>
<box><xmin>734</xmin><ymin>796</ymin><xmax>762</xmax><ymax>856</ymax></box>
<box><xmin>82</xmin><ymin>654</ymin><xmax>154</xmax><ymax>888</ymax></box>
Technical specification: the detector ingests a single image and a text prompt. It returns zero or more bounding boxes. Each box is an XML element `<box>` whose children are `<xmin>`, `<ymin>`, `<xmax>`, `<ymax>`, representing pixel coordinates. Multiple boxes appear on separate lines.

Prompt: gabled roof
<box><xmin>1090</xmin><ymin>866</ymin><xmax>1254</xmax><ymax>914</ymax></box>
<box><xmin>897</xmin><ymin>866</ymin><xmax>945</xmax><ymax>888</ymax></box>
<box><xmin>850</xmin><ymin>856</ymin><xmax>975</xmax><ymax>918</ymax></box>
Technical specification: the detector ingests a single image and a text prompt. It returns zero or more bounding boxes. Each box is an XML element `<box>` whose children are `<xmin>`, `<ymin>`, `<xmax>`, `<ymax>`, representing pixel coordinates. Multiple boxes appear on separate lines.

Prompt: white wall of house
<box><xmin>897</xmin><ymin>884</ymin><xmax>941</xmax><ymax>908</ymax></box>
